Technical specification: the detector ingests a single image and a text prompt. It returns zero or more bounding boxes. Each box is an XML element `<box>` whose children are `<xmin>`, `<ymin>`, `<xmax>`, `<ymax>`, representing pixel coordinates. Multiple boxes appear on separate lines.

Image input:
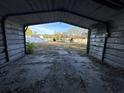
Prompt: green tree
<box><xmin>54</xmin><ymin>32</ymin><xmax>63</xmax><ymax>40</ymax></box>
<box><xmin>26</xmin><ymin>28</ymin><xmax>32</xmax><ymax>36</ymax></box>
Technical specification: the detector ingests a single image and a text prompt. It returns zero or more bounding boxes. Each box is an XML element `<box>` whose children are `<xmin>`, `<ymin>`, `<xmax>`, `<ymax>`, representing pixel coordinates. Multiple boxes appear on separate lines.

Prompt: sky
<box><xmin>28</xmin><ymin>22</ymin><xmax>76</xmax><ymax>34</ymax></box>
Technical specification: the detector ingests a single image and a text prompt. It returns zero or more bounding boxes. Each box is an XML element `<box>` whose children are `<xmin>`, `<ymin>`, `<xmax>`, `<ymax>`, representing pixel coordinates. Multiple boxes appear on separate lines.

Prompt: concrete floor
<box><xmin>0</xmin><ymin>45</ymin><xmax>124</xmax><ymax>93</ymax></box>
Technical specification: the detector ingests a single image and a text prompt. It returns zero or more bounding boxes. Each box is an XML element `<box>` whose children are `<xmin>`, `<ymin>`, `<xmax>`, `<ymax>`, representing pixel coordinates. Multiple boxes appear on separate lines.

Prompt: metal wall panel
<box><xmin>89</xmin><ymin>24</ymin><xmax>106</xmax><ymax>61</ymax></box>
<box><xmin>104</xmin><ymin>24</ymin><xmax>124</xmax><ymax>68</ymax></box>
<box><xmin>0</xmin><ymin>24</ymin><xmax>7</xmax><ymax>64</ymax></box>
<box><xmin>5</xmin><ymin>21</ymin><xmax>25</xmax><ymax>62</ymax></box>
<box><xmin>89</xmin><ymin>21</ymin><xmax>124</xmax><ymax>68</ymax></box>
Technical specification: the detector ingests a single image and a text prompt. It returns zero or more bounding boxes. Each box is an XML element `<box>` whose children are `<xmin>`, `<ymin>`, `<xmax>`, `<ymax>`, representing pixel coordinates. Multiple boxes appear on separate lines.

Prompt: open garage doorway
<box><xmin>25</xmin><ymin>22</ymin><xmax>89</xmax><ymax>55</ymax></box>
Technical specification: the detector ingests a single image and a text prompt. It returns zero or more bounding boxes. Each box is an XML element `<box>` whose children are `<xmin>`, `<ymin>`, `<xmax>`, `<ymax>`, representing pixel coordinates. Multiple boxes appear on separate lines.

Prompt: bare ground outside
<box><xmin>34</xmin><ymin>42</ymin><xmax>87</xmax><ymax>55</ymax></box>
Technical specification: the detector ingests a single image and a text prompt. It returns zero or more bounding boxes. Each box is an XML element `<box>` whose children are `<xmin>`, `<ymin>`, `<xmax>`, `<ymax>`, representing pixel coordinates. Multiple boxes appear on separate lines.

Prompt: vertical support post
<box><xmin>1</xmin><ymin>17</ymin><xmax>9</xmax><ymax>62</ymax></box>
<box><xmin>102</xmin><ymin>34</ymin><xmax>108</xmax><ymax>62</ymax></box>
<box><xmin>23</xmin><ymin>26</ymin><xmax>28</xmax><ymax>54</ymax></box>
<box><xmin>87</xmin><ymin>29</ymin><xmax>91</xmax><ymax>54</ymax></box>
<box><xmin>102</xmin><ymin>23</ymin><xmax>110</xmax><ymax>62</ymax></box>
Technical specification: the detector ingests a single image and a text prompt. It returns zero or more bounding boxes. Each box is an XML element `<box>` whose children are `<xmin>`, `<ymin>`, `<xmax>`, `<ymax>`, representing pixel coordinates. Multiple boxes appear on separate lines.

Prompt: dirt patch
<box><xmin>0</xmin><ymin>42</ymin><xmax>124</xmax><ymax>93</ymax></box>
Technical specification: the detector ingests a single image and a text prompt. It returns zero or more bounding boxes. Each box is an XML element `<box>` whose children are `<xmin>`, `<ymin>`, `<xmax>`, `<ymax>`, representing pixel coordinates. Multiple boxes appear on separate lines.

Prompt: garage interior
<box><xmin>0</xmin><ymin>0</ymin><xmax>124</xmax><ymax>93</ymax></box>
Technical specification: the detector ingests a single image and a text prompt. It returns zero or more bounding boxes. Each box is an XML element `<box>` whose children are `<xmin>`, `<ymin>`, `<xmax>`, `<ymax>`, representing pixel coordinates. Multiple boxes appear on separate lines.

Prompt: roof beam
<box><xmin>1</xmin><ymin>9</ymin><xmax>106</xmax><ymax>24</ymax></box>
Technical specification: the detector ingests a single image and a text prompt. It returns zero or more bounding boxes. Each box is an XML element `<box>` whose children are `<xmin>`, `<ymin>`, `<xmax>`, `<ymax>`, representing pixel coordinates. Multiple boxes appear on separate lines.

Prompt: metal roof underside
<box><xmin>0</xmin><ymin>0</ymin><xmax>124</xmax><ymax>28</ymax></box>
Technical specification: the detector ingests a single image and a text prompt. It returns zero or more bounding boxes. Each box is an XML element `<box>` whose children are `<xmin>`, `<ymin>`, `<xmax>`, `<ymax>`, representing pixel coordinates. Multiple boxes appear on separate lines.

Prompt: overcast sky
<box><xmin>28</xmin><ymin>22</ymin><xmax>77</xmax><ymax>34</ymax></box>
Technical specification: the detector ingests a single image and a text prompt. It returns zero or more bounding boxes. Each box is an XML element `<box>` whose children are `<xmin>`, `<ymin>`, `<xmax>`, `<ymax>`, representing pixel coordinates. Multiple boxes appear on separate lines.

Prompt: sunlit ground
<box><xmin>33</xmin><ymin>41</ymin><xmax>87</xmax><ymax>55</ymax></box>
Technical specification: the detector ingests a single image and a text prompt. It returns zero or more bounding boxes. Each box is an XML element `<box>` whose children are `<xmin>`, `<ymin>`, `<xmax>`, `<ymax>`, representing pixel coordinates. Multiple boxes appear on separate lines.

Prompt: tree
<box><xmin>26</xmin><ymin>28</ymin><xmax>32</xmax><ymax>36</ymax></box>
<box><xmin>62</xmin><ymin>27</ymin><xmax>88</xmax><ymax>38</ymax></box>
<box><xmin>54</xmin><ymin>32</ymin><xmax>63</xmax><ymax>40</ymax></box>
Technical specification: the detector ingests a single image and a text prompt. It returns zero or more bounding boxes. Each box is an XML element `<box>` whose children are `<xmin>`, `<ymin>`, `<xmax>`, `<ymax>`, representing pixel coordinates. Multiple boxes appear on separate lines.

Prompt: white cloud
<box><xmin>29</xmin><ymin>26</ymin><xmax>55</xmax><ymax>34</ymax></box>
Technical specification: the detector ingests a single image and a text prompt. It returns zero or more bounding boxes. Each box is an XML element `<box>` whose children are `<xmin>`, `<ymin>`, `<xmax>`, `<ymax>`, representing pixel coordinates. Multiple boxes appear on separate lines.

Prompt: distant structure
<box><xmin>26</xmin><ymin>34</ymin><xmax>46</xmax><ymax>43</ymax></box>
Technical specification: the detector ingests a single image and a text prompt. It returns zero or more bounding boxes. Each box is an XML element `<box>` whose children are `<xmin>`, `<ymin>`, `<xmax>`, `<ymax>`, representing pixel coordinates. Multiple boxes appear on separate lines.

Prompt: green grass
<box><xmin>26</xmin><ymin>42</ymin><xmax>36</xmax><ymax>54</ymax></box>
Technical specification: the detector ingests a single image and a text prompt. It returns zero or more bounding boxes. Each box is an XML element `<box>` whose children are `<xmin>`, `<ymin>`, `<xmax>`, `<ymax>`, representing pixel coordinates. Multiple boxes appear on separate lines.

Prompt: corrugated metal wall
<box><xmin>104</xmin><ymin>22</ymin><xmax>124</xmax><ymax>68</ymax></box>
<box><xmin>5</xmin><ymin>21</ymin><xmax>25</xmax><ymax>62</ymax></box>
<box><xmin>0</xmin><ymin>24</ymin><xmax>7</xmax><ymax>64</ymax></box>
<box><xmin>89</xmin><ymin>21</ymin><xmax>124</xmax><ymax>68</ymax></box>
<box><xmin>89</xmin><ymin>24</ymin><xmax>106</xmax><ymax>61</ymax></box>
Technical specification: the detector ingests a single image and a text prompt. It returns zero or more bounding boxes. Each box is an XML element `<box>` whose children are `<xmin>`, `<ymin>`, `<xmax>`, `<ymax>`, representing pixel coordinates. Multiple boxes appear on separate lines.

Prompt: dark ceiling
<box><xmin>0</xmin><ymin>0</ymin><xmax>124</xmax><ymax>28</ymax></box>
